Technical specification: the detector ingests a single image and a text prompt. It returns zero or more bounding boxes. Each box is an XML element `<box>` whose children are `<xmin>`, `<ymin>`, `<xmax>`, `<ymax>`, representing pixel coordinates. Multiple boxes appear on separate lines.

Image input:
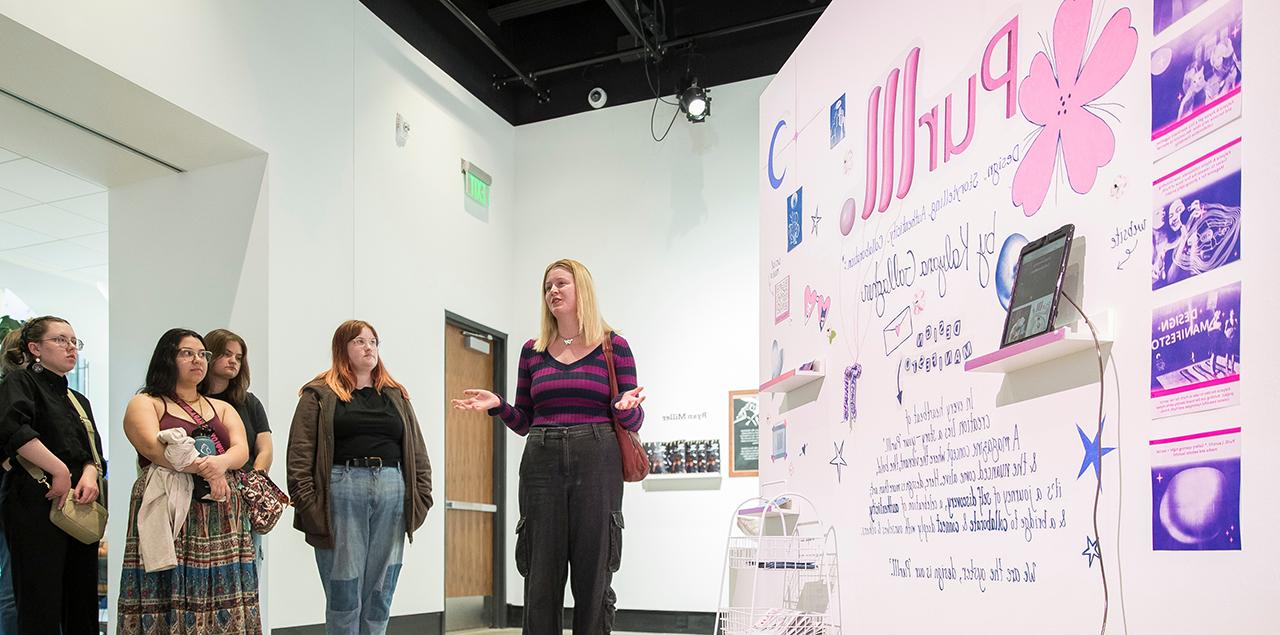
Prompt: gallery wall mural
<box><xmin>758</xmin><ymin>0</ymin><xmax>1253</xmax><ymax>631</ymax></box>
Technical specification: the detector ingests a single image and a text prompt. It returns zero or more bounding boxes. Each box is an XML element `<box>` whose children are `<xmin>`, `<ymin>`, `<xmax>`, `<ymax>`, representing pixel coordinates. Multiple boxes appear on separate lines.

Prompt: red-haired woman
<box><xmin>286</xmin><ymin>320</ymin><xmax>433</xmax><ymax>634</ymax></box>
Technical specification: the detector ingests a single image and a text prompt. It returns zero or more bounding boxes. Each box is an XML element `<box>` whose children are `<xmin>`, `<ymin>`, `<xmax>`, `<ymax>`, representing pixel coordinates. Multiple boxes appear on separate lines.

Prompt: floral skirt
<box><xmin>117</xmin><ymin>471</ymin><xmax>262</xmax><ymax>634</ymax></box>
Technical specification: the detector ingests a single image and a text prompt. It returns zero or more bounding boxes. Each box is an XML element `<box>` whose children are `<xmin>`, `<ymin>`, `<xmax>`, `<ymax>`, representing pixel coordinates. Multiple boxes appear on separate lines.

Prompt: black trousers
<box><xmin>517</xmin><ymin>423</ymin><xmax>624</xmax><ymax>635</ymax></box>
<box><xmin>2</xmin><ymin>469</ymin><xmax>99</xmax><ymax>634</ymax></box>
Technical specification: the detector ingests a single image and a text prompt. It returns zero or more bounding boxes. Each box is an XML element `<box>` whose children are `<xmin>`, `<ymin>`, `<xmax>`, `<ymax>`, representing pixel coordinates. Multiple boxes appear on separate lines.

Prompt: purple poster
<box><xmin>1150</xmin><ymin>281</ymin><xmax>1240</xmax><ymax>418</ymax></box>
<box><xmin>830</xmin><ymin>93</ymin><xmax>847</xmax><ymax>148</ymax></box>
<box><xmin>1150</xmin><ymin>427</ymin><xmax>1241</xmax><ymax>551</ymax></box>
<box><xmin>1152</xmin><ymin>138</ymin><xmax>1241</xmax><ymax>290</ymax></box>
<box><xmin>786</xmin><ymin>187</ymin><xmax>803</xmax><ymax>252</ymax></box>
<box><xmin>1150</xmin><ymin>0</ymin><xmax>1242</xmax><ymax>158</ymax></box>
<box><xmin>1153</xmin><ymin>0</ymin><xmax>1212</xmax><ymax>36</ymax></box>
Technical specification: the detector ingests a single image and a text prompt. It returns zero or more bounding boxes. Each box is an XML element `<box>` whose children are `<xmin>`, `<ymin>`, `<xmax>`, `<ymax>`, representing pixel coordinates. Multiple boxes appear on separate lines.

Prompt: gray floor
<box><xmin>452</xmin><ymin>631</ymin><xmax>676</xmax><ymax>635</ymax></box>
<box><xmin>446</xmin><ymin>598</ymin><xmax>682</xmax><ymax>635</ymax></box>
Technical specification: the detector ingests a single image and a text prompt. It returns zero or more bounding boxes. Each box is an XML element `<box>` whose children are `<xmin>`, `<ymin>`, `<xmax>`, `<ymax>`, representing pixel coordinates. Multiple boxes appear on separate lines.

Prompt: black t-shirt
<box><xmin>332</xmin><ymin>387</ymin><xmax>403</xmax><ymax>464</ymax></box>
<box><xmin>210</xmin><ymin>390</ymin><xmax>271</xmax><ymax>469</ymax></box>
<box><xmin>0</xmin><ymin>366</ymin><xmax>101</xmax><ymax>477</ymax></box>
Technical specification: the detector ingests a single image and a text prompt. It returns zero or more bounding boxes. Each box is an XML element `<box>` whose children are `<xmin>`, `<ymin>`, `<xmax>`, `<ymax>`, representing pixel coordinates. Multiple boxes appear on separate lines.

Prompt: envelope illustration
<box><xmin>883</xmin><ymin>306</ymin><xmax>913</xmax><ymax>355</ymax></box>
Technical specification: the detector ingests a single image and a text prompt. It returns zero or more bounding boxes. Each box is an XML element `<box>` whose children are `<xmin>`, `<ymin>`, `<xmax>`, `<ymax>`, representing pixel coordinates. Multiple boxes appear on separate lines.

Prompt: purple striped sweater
<box><xmin>489</xmin><ymin>333</ymin><xmax>644</xmax><ymax>436</ymax></box>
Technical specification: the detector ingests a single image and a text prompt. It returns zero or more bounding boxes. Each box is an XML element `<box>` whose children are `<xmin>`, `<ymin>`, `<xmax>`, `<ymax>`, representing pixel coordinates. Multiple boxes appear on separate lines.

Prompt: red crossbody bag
<box><xmin>601</xmin><ymin>334</ymin><xmax>650</xmax><ymax>482</ymax></box>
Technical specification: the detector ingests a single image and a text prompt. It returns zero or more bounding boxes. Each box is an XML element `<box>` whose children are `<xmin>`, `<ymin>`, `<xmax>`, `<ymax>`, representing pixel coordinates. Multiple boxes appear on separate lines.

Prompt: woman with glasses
<box><xmin>452</xmin><ymin>259</ymin><xmax>645</xmax><ymax>634</ymax></box>
<box><xmin>0</xmin><ymin>316</ymin><xmax>103</xmax><ymax>633</ymax></box>
<box><xmin>117</xmin><ymin>328</ymin><xmax>261</xmax><ymax>633</ymax></box>
<box><xmin>0</xmin><ymin>329</ymin><xmax>21</xmax><ymax>635</ymax></box>
<box><xmin>286</xmin><ymin>319</ymin><xmax>433</xmax><ymax>634</ymax></box>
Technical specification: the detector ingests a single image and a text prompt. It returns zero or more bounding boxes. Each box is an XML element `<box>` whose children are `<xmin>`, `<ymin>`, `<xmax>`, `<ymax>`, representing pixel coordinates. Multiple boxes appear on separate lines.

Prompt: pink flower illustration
<box><xmin>1012</xmin><ymin>0</ymin><xmax>1138</xmax><ymax>216</ymax></box>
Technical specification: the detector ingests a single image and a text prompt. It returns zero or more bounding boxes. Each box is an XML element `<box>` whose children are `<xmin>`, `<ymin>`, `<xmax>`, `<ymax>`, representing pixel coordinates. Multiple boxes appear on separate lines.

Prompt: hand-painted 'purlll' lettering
<box><xmin>849</xmin><ymin>18</ymin><xmax>1020</xmax><ymax>235</ymax></box>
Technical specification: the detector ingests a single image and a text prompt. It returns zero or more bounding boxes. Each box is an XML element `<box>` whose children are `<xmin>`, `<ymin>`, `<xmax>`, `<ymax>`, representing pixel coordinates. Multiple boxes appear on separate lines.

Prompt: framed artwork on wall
<box><xmin>728</xmin><ymin>390</ymin><xmax>759</xmax><ymax>477</ymax></box>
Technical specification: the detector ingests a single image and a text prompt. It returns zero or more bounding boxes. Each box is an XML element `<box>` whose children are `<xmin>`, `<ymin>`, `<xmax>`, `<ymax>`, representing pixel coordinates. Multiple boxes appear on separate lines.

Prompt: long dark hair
<box><xmin>199</xmin><ymin>329</ymin><xmax>250</xmax><ymax>406</ymax></box>
<box><xmin>140</xmin><ymin>328</ymin><xmax>205</xmax><ymax>399</ymax></box>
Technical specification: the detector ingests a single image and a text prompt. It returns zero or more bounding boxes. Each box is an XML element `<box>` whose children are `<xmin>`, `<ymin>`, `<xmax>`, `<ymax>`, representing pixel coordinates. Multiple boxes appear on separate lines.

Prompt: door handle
<box><xmin>444</xmin><ymin>500</ymin><xmax>498</xmax><ymax>513</ymax></box>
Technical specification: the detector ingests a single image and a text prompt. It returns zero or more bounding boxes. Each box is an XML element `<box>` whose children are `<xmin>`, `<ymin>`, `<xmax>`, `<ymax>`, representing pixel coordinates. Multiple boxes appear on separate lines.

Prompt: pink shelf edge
<box><xmin>963</xmin><ymin>328</ymin><xmax>1067</xmax><ymax>372</ymax></box>
<box><xmin>759</xmin><ymin>369</ymin><xmax>797</xmax><ymax>391</ymax></box>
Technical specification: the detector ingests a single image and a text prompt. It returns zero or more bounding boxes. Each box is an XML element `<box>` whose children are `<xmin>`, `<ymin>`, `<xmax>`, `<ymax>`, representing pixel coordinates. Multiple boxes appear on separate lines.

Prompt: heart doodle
<box><xmin>804</xmin><ymin>285</ymin><xmax>832</xmax><ymax>330</ymax></box>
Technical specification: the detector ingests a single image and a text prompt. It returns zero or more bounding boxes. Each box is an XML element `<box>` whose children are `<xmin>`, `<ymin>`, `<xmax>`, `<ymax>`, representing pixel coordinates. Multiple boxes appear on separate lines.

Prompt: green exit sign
<box><xmin>465</xmin><ymin>171</ymin><xmax>489</xmax><ymax>206</ymax></box>
<box><xmin>461</xmin><ymin>159</ymin><xmax>492</xmax><ymax>208</ymax></box>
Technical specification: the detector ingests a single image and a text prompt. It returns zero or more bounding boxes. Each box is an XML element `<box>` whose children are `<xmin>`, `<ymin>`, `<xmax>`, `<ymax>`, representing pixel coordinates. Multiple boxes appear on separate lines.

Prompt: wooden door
<box><xmin>444</xmin><ymin>323</ymin><xmax>496</xmax><ymax>601</ymax></box>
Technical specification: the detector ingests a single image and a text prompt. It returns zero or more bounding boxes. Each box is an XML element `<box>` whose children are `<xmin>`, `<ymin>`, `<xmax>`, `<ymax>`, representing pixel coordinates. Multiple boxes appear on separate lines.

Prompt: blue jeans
<box><xmin>0</xmin><ymin>470</ymin><xmax>15</xmax><ymax>635</ymax></box>
<box><xmin>314</xmin><ymin>466</ymin><xmax>405</xmax><ymax>635</ymax></box>
<box><xmin>0</xmin><ymin>526</ymin><xmax>15</xmax><ymax>635</ymax></box>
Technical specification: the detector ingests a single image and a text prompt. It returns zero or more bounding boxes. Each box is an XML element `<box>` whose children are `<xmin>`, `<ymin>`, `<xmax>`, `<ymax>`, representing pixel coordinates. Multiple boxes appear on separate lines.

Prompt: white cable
<box><xmin>1105</xmin><ymin>349</ymin><xmax>1131</xmax><ymax>634</ymax></box>
<box><xmin>1059</xmin><ymin>291</ymin><xmax>1111</xmax><ymax>634</ymax></box>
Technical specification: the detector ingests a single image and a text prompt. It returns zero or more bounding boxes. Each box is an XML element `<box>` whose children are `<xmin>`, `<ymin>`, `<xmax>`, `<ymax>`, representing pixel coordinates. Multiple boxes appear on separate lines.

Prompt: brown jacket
<box><xmin>285</xmin><ymin>381</ymin><xmax>433</xmax><ymax>548</ymax></box>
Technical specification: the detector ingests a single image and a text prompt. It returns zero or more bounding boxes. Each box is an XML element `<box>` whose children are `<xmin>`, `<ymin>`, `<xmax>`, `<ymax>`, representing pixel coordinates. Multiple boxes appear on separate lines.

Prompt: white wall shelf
<box><xmin>965</xmin><ymin>312</ymin><xmax>1113</xmax><ymax>375</ymax></box>
<box><xmin>759</xmin><ymin>360</ymin><xmax>824</xmax><ymax>393</ymax></box>
<box><xmin>642</xmin><ymin>472</ymin><xmax>723</xmax><ymax>491</ymax></box>
<box><xmin>646</xmin><ymin>472</ymin><xmax>723</xmax><ymax>480</ymax></box>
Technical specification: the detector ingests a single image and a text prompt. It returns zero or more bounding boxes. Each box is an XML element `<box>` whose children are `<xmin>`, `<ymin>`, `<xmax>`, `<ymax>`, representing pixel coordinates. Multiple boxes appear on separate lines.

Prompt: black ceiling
<box><xmin>362</xmin><ymin>0</ymin><xmax>829</xmax><ymax>125</ymax></box>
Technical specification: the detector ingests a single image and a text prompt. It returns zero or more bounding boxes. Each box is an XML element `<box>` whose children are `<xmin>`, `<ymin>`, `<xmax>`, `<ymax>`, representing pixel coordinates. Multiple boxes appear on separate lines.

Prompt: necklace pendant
<box><xmin>562</xmin><ymin>337</ymin><xmax>574</xmax><ymax>346</ymax></box>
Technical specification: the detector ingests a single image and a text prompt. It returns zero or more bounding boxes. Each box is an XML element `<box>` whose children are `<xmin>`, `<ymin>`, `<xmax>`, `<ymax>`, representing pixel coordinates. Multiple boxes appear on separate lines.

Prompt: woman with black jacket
<box><xmin>0</xmin><ymin>315</ymin><xmax>103</xmax><ymax>633</ymax></box>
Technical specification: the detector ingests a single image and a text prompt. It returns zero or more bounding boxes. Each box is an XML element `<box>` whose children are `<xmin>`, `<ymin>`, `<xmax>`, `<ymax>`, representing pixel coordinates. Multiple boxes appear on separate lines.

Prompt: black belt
<box><xmin>527</xmin><ymin>423</ymin><xmax>614</xmax><ymax>440</ymax></box>
<box><xmin>337</xmin><ymin>457</ymin><xmax>399</xmax><ymax>468</ymax></box>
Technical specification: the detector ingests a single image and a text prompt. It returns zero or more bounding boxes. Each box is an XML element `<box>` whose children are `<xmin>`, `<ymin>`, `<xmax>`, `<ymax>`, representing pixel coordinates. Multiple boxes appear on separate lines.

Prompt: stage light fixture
<box><xmin>678</xmin><ymin>80</ymin><xmax>711</xmax><ymax>123</ymax></box>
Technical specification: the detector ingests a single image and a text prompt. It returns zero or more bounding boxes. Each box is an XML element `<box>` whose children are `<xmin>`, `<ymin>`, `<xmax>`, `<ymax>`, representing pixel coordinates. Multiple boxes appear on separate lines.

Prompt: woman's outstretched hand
<box><xmin>452</xmin><ymin>389</ymin><xmax>501</xmax><ymax>412</ymax></box>
<box><xmin>614</xmin><ymin>386</ymin><xmax>645</xmax><ymax>411</ymax></box>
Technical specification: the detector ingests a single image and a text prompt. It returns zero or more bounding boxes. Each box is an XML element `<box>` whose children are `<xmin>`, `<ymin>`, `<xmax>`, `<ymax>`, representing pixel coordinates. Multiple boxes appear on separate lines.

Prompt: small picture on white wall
<box><xmin>1153</xmin><ymin>0</ymin><xmax>1211</xmax><ymax>36</ymax></box>
<box><xmin>1152</xmin><ymin>137</ymin><xmax>1241</xmax><ymax>291</ymax></box>
<box><xmin>728</xmin><ymin>390</ymin><xmax>759</xmax><ymax>477</ymax></box>
<box><xmin>829</xmin><ymin>93</ymin><xmax>846</xmax><ymax>148</ymax></box>
<box><xmin>774</xmin><ymin>276</ymin><xmax>791</xmax><ymax>324</ymax></box>
<box><xmin>1150</xmin><ymin>281</ymin><xmax>1240</xmax><ymax>418</ymax></box>
<box><xmin>1150</xmin><ymin>0</ymin><xmax>1242</xmax><ymax>156</ymax></box>
<box><xmin>787</xmin><ymin>187</ymin><xmax>803</xmax><ymax>252</ymax></box>
<box><xmin>1150</xmin><ymin>426</ymin><xmax>1241</xmax><ymax>550</ymax></box>
<box><xmin>771</xmin><ymin>421</ymin><xmax>787</xmax><ymax>461</ymax></box>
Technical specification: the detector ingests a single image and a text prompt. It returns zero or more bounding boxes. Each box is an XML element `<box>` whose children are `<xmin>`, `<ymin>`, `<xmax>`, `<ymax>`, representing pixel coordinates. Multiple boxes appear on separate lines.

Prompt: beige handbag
<box><xmin>17</xmin><ymin>390</ymin><xmax>107</xmax><ymax>545</ymax></box>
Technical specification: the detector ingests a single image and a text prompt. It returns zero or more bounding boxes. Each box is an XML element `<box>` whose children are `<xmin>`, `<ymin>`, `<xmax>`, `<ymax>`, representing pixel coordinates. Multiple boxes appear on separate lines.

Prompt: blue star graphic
<box><xmin>1076</xmin><ymin>416</ymin><xmax>1116</xmax><ymax>481</ymax></box>
<box><xmin>829</xmin><ymin>441</ymin><xmax>847</xmax><ymax>482</ymax></box>
<box><xmin>1082</xmin><ymin>536</ymin><xmax>1101</xmax><ymax>567</ymax></box>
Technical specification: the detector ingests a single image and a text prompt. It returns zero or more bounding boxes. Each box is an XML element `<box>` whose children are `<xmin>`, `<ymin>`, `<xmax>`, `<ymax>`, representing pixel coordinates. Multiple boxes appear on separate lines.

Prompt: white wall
<box><xmin>351</xmin><ymin>10</ymin><xmax>519</xmax><ymax>621</ymax></box>
<box><xmin>0</xmin><ymin>0</ymin><xmax>519</xmax><ymax>629</ymax></box>
<box><xmin>511</xmin><ymin>77</ymin><xmax>766</xmax><ymax>612</ymax></box>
